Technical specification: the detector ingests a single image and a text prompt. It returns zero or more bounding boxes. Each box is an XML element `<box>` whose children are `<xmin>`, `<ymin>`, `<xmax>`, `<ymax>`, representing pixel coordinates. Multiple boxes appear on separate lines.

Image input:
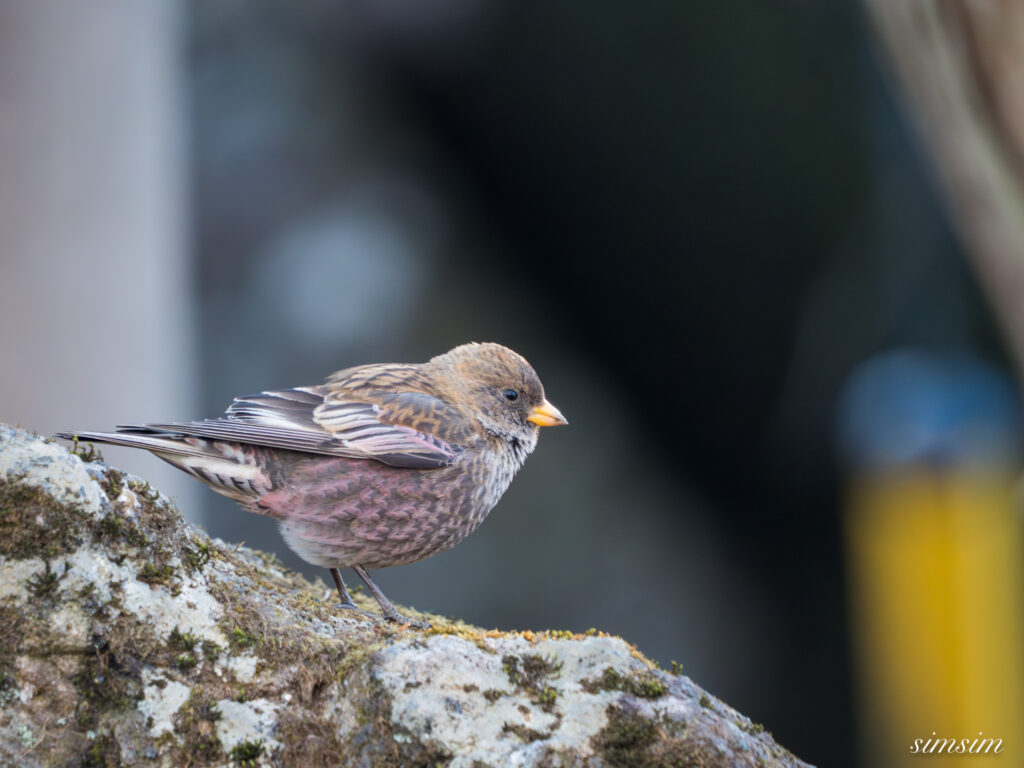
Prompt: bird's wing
<box><xmin>139</xmin><ymin>365</ymin><xmax>466</xmax><ymax>469</ymax></box>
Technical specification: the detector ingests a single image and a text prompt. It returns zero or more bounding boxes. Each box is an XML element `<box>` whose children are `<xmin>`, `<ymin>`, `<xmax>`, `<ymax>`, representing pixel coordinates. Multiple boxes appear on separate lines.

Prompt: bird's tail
<box><xmin>56</xmin><ymin>428</ymin><xmax>273</xmax><ymax>504</ymax></box>
<box><xmin>56</xmin><ymin>428</ymin><xmax>206</xmax><ymax>457</ymax></box>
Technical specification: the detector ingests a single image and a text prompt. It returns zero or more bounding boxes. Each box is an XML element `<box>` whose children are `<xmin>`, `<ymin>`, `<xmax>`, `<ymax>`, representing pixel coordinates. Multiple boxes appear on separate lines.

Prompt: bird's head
<box><xmin>429</xmin><ymin>342</ymin><xmax>567</xmax><ymax>450</ymax></box>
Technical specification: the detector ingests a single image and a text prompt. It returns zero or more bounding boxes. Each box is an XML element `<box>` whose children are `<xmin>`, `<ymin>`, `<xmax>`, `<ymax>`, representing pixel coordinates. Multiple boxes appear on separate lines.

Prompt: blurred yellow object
<box><xmin>845</xmin><ymin>466</ymin><xmax>1024</xmax><ymax>766</ymax></box>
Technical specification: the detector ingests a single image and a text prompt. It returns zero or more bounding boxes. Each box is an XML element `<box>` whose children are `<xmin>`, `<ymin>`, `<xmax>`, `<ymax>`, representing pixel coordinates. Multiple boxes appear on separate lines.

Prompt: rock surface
<box><xmin>0</xmin><ymin>424</ymin><xmax>812</xmax><ymax>767</ymax></box>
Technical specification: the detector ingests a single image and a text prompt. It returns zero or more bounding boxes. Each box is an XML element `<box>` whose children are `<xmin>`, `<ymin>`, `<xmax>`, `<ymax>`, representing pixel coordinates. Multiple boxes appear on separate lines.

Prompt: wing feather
<box><xmin>125</xmin><ymin>366</ymin><xmax>466</xmax><ymax>469</ymax></box>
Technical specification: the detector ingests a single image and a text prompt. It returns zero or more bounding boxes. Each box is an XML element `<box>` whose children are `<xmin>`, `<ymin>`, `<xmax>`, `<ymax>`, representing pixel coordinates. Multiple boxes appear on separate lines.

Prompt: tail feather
<box><xmin>55</xmin><ymin>429</ymin><xmax>207</xmax><ymax>458</ymax></box>
<box><xmin>55</xmin><ymin>428</ymin><xmax>275</xmax><ymax>504</ymax></box>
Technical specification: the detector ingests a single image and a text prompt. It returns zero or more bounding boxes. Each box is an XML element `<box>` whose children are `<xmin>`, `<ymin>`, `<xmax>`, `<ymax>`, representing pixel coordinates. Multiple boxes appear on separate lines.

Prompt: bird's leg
<box><xmin>329</xmin><ymin>568</ymin><xmax>376</xmax><ymax>620</ymax></box>
<box><xmin>351</xmin><ymin>565</ymin><xmax>431</xmax><ymax>629</ymax></box>
<box><xmin>330</xmin><ymin>567</ymin><xmax>356</xmax><ymax>605</ymax></box>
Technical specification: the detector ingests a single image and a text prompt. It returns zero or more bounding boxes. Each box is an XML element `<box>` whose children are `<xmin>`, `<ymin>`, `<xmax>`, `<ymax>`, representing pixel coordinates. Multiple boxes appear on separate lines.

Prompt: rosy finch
<box><xmin>58</xmin><ymin>342</ymin><xmax>567</xmax><ymax>627</ymax></box>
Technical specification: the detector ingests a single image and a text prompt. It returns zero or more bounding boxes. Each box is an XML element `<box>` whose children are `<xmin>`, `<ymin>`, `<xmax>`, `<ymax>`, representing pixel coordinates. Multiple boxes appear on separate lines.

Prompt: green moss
<box><xmin>208</xmin><ymin>562</ymin><xmax>388</xmax><ymax>704</ymax></box>
<box><xmin>502</xmin><ymin>653</ymin><xmax>562</xmax><ymax>712</ymax></box>
<box><xmin>174</xmin><ymin>689</ymin><xmax>223</xmax><ymax>765</ymax></box>
<box><xmin>98</xmin><ymin>465</ymin><xmax>181</xmax><ymax>537</ymax></box>
<box><xmin>230</xmin><ymin>738</ymin><xmax>264</xmax><ymax>765</ymax></box>
<box><xmin>81</xmin><ymin>740</ymin><xmax>104</xmax><ymax>768</ymax></box>
<box><xmin>77</xmin><ymin>581</ymin><xmax>98</xmax><ymax>601</ymax></box>
<box><xmin>176</xmin><ymin>653</ymin><xmax>198</xmax><ymax>670</ymax></box>
<box><xmin>536</xmin><ymin>686</ymin><xmax>558</xmax><ymax>711</ymax></box>
<box><xmin>482</xmin><ymin>688</ymin><xmax>505</xmax><ymax>703</ymax></box>
<box><xmin>699</xmin><ymin>694</ymin><xmax>711</xmax><ymax>709</ymax></box>
<box><xmin>278</xmin><ymin>668</ymin><xmax>391</xmax><ymax>766</ymax></box>
<box><xmin>182</xmin><ymin>537</ymin><xmax>212</xmax><ymax>574</ymax></box>
<box><xmin>0</xmin><ymin>476</ymin><xmax>89</xmax><ymax>559</ymax></box>
<box><xmin>205</xmin><ymin>642</ymin><xmax>223</xmax><ymax>663</ymax></box>
<box><xmin>70</xmin><ymin>438</ymin><xmax>103</xmax><ymax>463</ymax></box>
<box><xmin>106</xmin><ymin>609</ymin><xmax>163</xmax><ymax>666</ymax></box>
<box><xmin>593</xmin><ymin>704</ymin><xmax>658</xmax><ymax>766</ymax></box>
<box><xmin>168</xmin><ymin>627</ymin><xmax>199</xmax><ymax>652</ymax></box>
<box><xmin>593</xmin><ymin>703</ymin><xmax>716</xmax><ymax>768</ymax></box>
<box><xmin>504</xmin><ymin>653</ymin><xmax>562</xmax><ymax>688</ymax></box>
<box><xmin>276</xmin><ymin>666</ymin><xmax>456</xmax><ymax>768</ymax></box>
<box><xmin>207</xmin><ymin>575</ymin><xmax>279</xmax><ymax>661</ymax></box>
<box><xmin>81</xmin><ymin>731</ymin><xmax>120</xmax><ymax>768</ymax></box>
<box><xmin>501</xmin><ymin>722</ymin><xmax>549</xmax><ymax>742</ymax></box>
<box><xmin>229</xmin><ymin>626</ymin><xmax>257</xmax><ymax>650</ymax></box>
<box><xmin>0</xmin><ymin>604</ymin><xmax>25</xmax><ymax>695</ymax></box>
<box><xmin>137</xmin><ymin>562</ymin><xmax>176</xmax><ymax>588</ymax></box>
<box><xmin>26</xmin><ymin>560</ymin><xmax>68</xmax><ymax>599</ymax></box>
<box><xmin>96</xmin><ymin>510</ymin><xmax>147</xmax><ymax>549</ymax></box>
<box><xmin>275</xmin><ymin>711</ymin><xmax>350</xmax><ymax>767</ymax></box>
<box><xmin>100</xmin><ymin>468</ymin><xmax>123</xmax><ymax>500</ymax></box>
<box><xmin>252</xmin><ymin>549</ymin><xmax>286</xmax><ymax>571</ymax></box>
<box><xmin>638</xmin><ymin>679</ymin><xmax>668</xmax><ymax>698</ymax></box>
<box><xmin>740</xmin><ymin>719</ymin><xmax>766</xmax><ymax>736</ymax></box>
<box><xmin>73</xmin><ymin>642</ymin><xmax>139</xmax><ymax>728</ymax></box>
<box><xmin>127</xmin><ymin>478</ymin><xmax>161</xmax><ymax>503</ymax></box>
<box><xmin>97</xmin><ymin>513</ymin><xmax>123</xmax><ymax>540</ymax></box>
<box><xmin>283</xmin><ymin>591</ymin><xmax>342</xmax><ymax>624</ymax></box>
<box><xmin>581</xmin><ymin>667</ymin><xmax>668</xmax><ymax>699</ymax></box>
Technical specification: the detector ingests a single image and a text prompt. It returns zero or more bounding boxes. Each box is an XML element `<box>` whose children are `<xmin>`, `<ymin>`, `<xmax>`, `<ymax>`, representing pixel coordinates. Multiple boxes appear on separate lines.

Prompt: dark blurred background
<box><xmin>1</xmin><ymin>2</ymin><xmax>1014</xmax><ymax>766</ymax></box>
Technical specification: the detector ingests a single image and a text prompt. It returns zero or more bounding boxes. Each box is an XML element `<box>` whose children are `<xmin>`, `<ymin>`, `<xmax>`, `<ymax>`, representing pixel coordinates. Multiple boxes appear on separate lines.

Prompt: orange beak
<box><xmin>527</xmin><ymin>400</ymin><xmax>569</xmax><ymax>427</ymax></box>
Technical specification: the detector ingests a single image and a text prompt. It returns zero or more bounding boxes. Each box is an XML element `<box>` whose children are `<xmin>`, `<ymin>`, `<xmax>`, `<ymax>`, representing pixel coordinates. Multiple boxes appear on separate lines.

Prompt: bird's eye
<box><xmin>503</xmin><ymin>388</ymin><xmax>519</xmax><ymax>402</ymax></box>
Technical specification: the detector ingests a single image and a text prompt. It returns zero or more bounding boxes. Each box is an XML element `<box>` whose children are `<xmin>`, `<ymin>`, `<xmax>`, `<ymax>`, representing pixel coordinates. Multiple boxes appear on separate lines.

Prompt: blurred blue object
<box><xmin>837</xmin><ymin>349</ymin><xmax>1022</xmax><ymax>469</ymax></box>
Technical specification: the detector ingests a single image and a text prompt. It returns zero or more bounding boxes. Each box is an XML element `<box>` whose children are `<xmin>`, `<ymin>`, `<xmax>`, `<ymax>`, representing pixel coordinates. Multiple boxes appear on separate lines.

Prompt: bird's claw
<box><xmin>382</xmin><ymin>609</ymin><xmax>431</xmax><ymax>630</ymax></box>
<box><xmin>335</xmin><ymin>601</ymin><xmax>378</xmax><ymax>621</ymax></box>
<box><xmin>336</xmin><ymin>600</ymin><xmax>430</xmax><ymax>629</ymax></box>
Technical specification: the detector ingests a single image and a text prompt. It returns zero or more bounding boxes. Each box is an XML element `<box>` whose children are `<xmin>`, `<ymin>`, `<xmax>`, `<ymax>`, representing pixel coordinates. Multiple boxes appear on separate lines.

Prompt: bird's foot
<box><xmin>335</xmin><ymin>600</ymin><xmax>429</xmax><ymax>629</ymax></box>
<box><xmin>380</xmin><ymin>606</ymin><xmax>432</xmax><ymax>630</ymax></box>
<box><xmin>350</xmin><ymin>564</ymin><xmax>431</xmax><ymax>629</ymax></box>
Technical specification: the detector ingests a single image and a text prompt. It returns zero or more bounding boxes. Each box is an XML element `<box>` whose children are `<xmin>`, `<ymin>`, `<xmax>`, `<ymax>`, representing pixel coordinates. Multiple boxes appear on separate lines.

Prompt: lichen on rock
<box><xmin>0</xmin><ymin>424</ymin><xmax>813</xmax><ymax>767</ymax></box>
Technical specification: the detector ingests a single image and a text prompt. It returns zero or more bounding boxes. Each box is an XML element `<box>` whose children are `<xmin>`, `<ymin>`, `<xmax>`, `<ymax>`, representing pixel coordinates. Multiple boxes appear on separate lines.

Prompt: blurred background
<box><xmin>2</xmin><ymin>1</ymin><xmax>1023</xmax><ymax>766</ymax></box>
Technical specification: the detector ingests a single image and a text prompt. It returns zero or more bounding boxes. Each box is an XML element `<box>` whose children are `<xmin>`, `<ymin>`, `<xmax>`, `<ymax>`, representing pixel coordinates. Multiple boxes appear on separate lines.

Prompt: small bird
<box><xmin>58</xmin><ymin>342</ymin><xmax>566</xmax><ymax>628</ymax></box>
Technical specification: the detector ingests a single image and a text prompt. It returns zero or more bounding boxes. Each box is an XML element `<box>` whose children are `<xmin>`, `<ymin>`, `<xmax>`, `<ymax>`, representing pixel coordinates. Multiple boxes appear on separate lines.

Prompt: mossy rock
<box><xmin>0</xmin><ymin>424</ymin><xmax>813</xmax><ymax>768</ymax></box>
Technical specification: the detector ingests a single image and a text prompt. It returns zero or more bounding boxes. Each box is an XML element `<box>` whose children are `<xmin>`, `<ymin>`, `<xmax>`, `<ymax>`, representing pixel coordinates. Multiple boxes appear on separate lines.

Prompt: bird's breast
<box><xmin>254</xmin><ymin>445</ymin><xmax>523</xmax><ymax>569</ymax></box>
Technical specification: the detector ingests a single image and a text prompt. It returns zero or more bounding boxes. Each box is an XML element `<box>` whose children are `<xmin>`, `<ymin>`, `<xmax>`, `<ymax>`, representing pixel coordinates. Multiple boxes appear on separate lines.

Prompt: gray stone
<box><xmin>0</xmin><ymin>423</ymin><xmax>813</xmax><ymax>767</ymax></box>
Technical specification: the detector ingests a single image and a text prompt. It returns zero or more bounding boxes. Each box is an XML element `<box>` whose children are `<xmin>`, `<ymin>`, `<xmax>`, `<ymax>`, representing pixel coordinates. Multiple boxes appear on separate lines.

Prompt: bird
<box><xmin>57</xmin><ymin>342</ymin><xmax>567</xmax><ymax>628</ymax></box>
